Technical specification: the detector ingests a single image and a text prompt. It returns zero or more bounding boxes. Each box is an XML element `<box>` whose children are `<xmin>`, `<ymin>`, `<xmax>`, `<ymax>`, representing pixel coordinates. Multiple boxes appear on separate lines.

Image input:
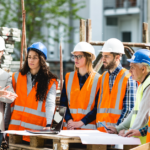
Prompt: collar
<box><xmin>108</xmin><ymin>63</ymin><xmax>122</xmax><ymax>75</ymax></box>
<box><xmin>141</xmin><ymin>72</ymin><xmax>150</xmax><ymax>83</ymax></box>
<box><xmin>78</xmin><ymin>72</ymin><xmax>89</xmax><ymax>79</ymax></box>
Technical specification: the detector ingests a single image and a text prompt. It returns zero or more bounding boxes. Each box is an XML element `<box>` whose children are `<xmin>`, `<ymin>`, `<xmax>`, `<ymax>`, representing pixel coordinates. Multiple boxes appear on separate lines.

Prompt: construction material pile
<box><xmin>0</xmin><ymin>27</ymin><xmax>21</xmax><ymax>72</ymax></box>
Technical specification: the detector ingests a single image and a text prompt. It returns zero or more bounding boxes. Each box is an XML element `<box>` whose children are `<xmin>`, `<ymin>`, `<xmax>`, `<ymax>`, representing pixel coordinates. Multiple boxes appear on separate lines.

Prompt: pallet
<box><xmin>8</xmin><ymin>134</ymin><xmax>138</xmax><ymax>150</ymax></box>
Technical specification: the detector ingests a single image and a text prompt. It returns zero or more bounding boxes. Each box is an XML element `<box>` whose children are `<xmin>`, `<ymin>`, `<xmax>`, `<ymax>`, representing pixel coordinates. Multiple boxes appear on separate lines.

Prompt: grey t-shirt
<box><xmin>116</xmin><ymin>84</ymin><xmax>150</xmax><ymax>132</ymax></box>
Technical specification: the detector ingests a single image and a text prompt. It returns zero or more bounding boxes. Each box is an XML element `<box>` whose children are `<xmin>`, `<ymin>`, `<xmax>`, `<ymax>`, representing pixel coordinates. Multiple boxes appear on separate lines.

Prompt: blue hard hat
<box><xmin>127</xmin><ymin>49</ymin><xmax>150</xmax><ymax>66</ymax></box>
<box><xmin>27</xmin><ymin>42</ymin><xmax>47</xmax><ymax>59</ymax></box>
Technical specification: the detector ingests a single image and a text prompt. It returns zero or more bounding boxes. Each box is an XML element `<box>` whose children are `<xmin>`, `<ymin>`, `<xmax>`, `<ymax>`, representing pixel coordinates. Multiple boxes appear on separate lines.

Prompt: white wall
<box><xmin>104</xmin><ymin>15</ymin><xmax>140</xmax><ymax>43</ymax></box>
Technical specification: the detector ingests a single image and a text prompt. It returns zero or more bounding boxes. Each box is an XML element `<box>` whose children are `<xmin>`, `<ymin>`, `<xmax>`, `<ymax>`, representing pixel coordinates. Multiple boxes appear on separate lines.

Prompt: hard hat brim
<box><xmin>127</xmin><ymin>59</ymin><xmax>139</xmax><ymax>63</ymax></box>
<box><xmin>99</xmin><ymin>49</ymin><xmax>125</xmax><ymax>54</ymax></box>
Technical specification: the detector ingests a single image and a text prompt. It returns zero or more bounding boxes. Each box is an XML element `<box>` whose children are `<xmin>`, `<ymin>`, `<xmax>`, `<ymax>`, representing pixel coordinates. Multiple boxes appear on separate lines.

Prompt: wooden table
<box><xmin>8</xmin><ymin>134</ymin><xmax>138</xmax><ymax>150</ymax></box>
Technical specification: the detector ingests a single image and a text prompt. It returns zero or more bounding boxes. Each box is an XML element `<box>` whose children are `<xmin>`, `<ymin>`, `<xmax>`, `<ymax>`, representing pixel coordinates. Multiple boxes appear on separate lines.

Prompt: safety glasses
<box><xmin>71</xmin><ymin>55</ymin><xmax>85</xmax><ymax>61</ymax></box>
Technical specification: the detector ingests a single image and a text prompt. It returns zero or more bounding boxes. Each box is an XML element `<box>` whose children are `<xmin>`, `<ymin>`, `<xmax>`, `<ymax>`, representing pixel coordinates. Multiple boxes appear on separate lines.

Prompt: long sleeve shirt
<box><xmin>4</xmin><ymin>71</ymin><xmax>56</xmax><ymax>128</ymax></box>
<box><xmin>60</xmin><ymin>72</ymin><xmax>99</xmax><ymax>125</ymax></box>
<box><xmin>108</xmin><ymin>63</ymin><xmax>138</xmax><ymax>125</ymax></box>
<box><xmin>116</xmin><ymin>74</ymin><xmax>150</xmax><ymax>136</ymax></box>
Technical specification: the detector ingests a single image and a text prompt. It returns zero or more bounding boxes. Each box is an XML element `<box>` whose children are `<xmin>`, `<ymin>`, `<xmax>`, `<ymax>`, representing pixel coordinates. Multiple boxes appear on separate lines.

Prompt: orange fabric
<box><xmin>146</xmin><ymin>117</ymin><xmax>150</xmax><ymax>143</ymax></box>
<box><xmin>63</xmin><ymin>71</ymin><xmax>100</xmax><ymax>130</ymax></box>
<box><xmin>9</xmin><ymin>72</ymin><xmax>57</xmax><ymax>141</ymax></box>
<box><xmin>96</xmin><ymin>68</ymin><xmax>130</xmax><ymax>132</ymax></box>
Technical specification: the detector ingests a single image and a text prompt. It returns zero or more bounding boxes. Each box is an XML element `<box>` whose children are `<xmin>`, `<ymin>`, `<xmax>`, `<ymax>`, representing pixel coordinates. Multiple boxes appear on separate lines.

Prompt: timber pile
<box><xmin>0</xmin><ymin>27</ymin><xmax>21</xmax><ymax>73</ymax></box>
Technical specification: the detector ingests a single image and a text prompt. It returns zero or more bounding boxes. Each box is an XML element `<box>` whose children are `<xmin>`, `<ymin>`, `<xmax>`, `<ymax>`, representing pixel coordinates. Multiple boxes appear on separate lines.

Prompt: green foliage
<box><xmin>0</xmin><ymin>0</ymin><xmax>85</xmax><ymax>47</ymax></box>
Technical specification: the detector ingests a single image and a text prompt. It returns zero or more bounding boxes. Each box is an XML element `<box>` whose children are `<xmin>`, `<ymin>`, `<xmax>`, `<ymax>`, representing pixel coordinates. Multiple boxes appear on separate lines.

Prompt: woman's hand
<box><xmin>67</xmin><ymin>120</ymin><xmax>84</xmax><ymax>130</ymax></box>
<box><xmin>0</xmin><ymin>86</ymin><xmax>18</xmax><ymax>99</ymax></box>
<box><xmin>43</xmin><ymin>127</ymin><xmax>51</xmax><ymax>130</ymax></box>
<box><xmin>106</xmin><ymin>125</ymin><xmax>118</xmax><ymax>134</ymax></box>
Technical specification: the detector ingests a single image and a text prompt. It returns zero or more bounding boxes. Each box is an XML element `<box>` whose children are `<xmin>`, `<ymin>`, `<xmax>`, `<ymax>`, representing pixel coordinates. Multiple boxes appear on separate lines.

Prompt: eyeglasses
<box><xmin>71</xmin><ymin>55</ymin><xmax>85</xmax><ymax>61</ymax></box>
<box><xmin>27</xmin><ymin>57</ymin><xmax>39</xmax><ymax>60</ymax></box>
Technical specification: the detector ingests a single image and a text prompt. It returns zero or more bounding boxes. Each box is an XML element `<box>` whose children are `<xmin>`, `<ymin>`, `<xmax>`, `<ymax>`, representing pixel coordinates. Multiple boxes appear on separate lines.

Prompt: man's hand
<box><xmin>43</xmin><ymin>127</ymin><xmax>51</xmax><ymax>130</ymax></box>
<box><xmin>118</xmin><ymin>129</ymin><xmax>125</xmax><ymax>136</ymax></box>
<box><xmin>123</xmin><ymin>129</ymin><xmax>141</xmax><ymax>137</ymax></box>
<box><xmin>67</xmin><ymin>120</ymin><xmax>84</xmax><ymax>130</ymax></box>
<box><xmin>106</xmin><ymin>126</ymin><xmax>118</xmax><ymax>134</ymax></box>
<box><xmin>0</xmin><ymin>86</ymin><xmax>18</xmax><ymax>100</ymax></box>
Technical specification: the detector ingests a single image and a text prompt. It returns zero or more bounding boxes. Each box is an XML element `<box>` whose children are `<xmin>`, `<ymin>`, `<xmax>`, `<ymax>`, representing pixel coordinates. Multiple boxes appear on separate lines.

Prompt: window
<box><xmin>106</xmin><ymin>17</ymin><xmax>118</xmax><ymax>26</ymax></box>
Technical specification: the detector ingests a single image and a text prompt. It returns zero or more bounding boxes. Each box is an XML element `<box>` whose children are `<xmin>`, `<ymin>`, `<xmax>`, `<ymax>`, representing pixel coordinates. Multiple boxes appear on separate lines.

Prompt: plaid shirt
<box><xmin>139</xmin><ymin>125</ymin><xmax>148</xmax><ymax>136</ymax></box>
<box><xmin>60</xmin><ymin>72</ymin><xmax>99</xmax><ymax>125</ymax></box>
<box><xmin>108</xmin><ymin>63</ymin><xmax>138</xmax><ymax>125</ymax></box>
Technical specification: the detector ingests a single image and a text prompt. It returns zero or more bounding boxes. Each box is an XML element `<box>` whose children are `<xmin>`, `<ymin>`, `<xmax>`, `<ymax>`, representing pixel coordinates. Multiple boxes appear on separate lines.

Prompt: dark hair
<box><xmin>19</xmin><ymin>49</ymin><xmax>57</xmax><ymax>101</ymax></box>
<box><xmin>111</xmin><ymin>52</ymin><xmax>121</xmax><ymax>58</ymax></box>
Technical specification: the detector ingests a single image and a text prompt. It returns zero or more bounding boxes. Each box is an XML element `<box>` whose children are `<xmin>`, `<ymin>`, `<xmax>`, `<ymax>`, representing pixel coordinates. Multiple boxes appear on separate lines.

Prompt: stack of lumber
<box><xmin>0</xmin><ymin>27</ymin><xmax>21</xmax><ymax>72</ymax></box>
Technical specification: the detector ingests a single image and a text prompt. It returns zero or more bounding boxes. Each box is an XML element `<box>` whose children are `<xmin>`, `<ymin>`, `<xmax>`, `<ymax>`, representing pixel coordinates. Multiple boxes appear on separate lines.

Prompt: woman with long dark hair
<box><xmin>8</xmin><ymin>42</ymin><xmax>57</xmax><ymax>142</ymax></box>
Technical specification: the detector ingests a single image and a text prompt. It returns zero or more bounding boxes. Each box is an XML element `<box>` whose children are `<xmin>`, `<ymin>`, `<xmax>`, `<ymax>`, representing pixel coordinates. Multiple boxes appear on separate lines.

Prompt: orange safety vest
<box><xmin>63</xmin><ymin>71</ymin><xmax>100</xmax><ymax>130</ymax></box>
<box><xmin>8</xmin><ymin>72</ymin><xmax>57</xmax><ymax>142</ymax></box>
<box><xmin>96</xmin><ymin>68</ymin><xmax>130</xmax><ymax>132</ymax></box>
<box><xmin>147</xmin><ymin>117</ymin><xmax>150</xmax><ymax>143</ymax></box>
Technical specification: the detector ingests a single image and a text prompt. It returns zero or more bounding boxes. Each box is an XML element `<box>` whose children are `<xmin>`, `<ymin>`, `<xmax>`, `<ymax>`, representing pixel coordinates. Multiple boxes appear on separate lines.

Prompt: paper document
<box><xmin>3</xmin><ymin>130</ymin><xmax>141</xmax><ymax>145</ymax></box>
<box><xmin>58</xmin><ymin>130</ymin><xmax>141</xmax><ymax>145</ymax></box>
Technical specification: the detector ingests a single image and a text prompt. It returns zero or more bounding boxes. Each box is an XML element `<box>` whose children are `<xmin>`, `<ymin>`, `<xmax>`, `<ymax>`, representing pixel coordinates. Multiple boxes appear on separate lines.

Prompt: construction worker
<box><xmin>60</xmin><ymin>42</ymin><xmax>100</xmax><ymax>130</ymax></box>
<box><xmin>96</xmin><ymin>38</ymin><xmax>137</xmax><ymax>132</ymax></box>
<box><xmin>0</xmin><ymin>37</ymin><xmax>18</xmax><ymax>146</ymax></box>
<box><xmin>106</xmin><ymin>49</ymin><xmax>150</xmax><ymax>144</ymax></box>
<box><xmin>7</xmin><ymin>42</ymin><xmax>58</xmax><ymax>142</ymax></box>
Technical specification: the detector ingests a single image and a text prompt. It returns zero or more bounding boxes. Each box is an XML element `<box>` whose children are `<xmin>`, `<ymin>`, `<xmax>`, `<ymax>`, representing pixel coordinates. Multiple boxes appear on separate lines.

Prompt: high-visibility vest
<box><xmin>63</xmin><ymin>71</ymin><xmax>100</xmax><ymax>130</ymax></box>
<box><xmin>96</xmin><ymin>68</ymin><xmax>130</xmax><ymax>132</ymax></box>
<box><xmin>131</xmin><ymin>76</ymin><xmax>150</xmax><ymax>144</ymax></box>
<box><xmin>8</xmin><ymin>72</ymin><xmax>57</xmax><ymax>142</ymax></box>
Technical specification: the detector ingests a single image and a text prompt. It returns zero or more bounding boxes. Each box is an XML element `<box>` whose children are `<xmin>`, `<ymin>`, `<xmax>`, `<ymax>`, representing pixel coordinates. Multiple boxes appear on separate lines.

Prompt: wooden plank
<box><xmin>9</xmin><ymin>143</ymin><xmax>52</xmax><ymax>150</ymax></box>
<box><xmin>61</xmin><ymin>138</ymin><xmax>81</xmax><ymax>143</ymax></box>
<box><xmin>9</xmin><ymin>135</ymin><xmax>22</xmax><ymax>144</ymax></box>
<box><xmin>60</xmin><ymin>142</ymin><xmax>69</xmax><ymax>150</ymax></box>
<box><xmin>53</xmin><ymin>139</ymin><xmax>61</xmax><ymax>150</ymax></box>
<box><xmin>130</xmin><ymin>143</ymin><xmax>150</xmax><ymax>150</ymax></box>
<box><xmin>86</xmin><ymin>19</ymin><xmax>92</xmax><ymax>43</ymax></box>
<box><xmin>143</xmin><ymin>22</ymin><xmax>149</xmax><ymax>50</ymax></box>
<box><xmin>124</xmin><ymin>145</ymin><xmax>138</xmax><ymax>150</ymax></box>
<box><xmin>87</xmin><ymin>145</ymin><xmax>107</xmax><ymax>150</ymax></box>
<box><xmin>30</xmin><ymin>136</ymin><xmax>44</xmax><ymax>148</ymax></box>
<box><xmin>80</xmin><ymin>19</ymin><xmax>86</xmax><ymax>42</ymax></box>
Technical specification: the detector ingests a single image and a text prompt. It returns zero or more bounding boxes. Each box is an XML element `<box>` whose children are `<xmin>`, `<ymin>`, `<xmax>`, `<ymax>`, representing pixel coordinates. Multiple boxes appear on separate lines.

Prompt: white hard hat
<box><xmin>0</xmin><ymin>37</ymin><xmax>5</xmax><ymax>51</ymax></box>
<box><xmin>100</xmin><ymin>38</ymin><xmax>124</xmax><ymax>54</ymax></box>
<box><xmin>71</xmin><ymin>42</ymin><xmax>96</xmax><ymax>61</ymax></box>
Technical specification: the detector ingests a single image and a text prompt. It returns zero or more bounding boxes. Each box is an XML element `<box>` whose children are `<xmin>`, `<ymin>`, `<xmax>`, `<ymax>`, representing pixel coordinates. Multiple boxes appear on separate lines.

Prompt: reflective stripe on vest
<box><xmin>97</xmin><ymin>70</ymin><xmax>129</xmax><ymax>118</ymax></box>
<box><xmin>97</xmin><ymin>69</ymin><xmax>130</xmax><ymax>129</ymax></box>
<box><xmin>63</xmin><ymin>122</ymin><xmax>96</xmax><ymax>130</ymax></box>
<box><xmin>9</xmin><ymin>72</ymin><xmax>57</xmax><ymax>142</ymax></box>
<box><xmin>148</xmin><ymin>127</ymin><xmax>150</xmax><ymax>133</ymax></box>
<box><xmin>67</xmin><ymin>72</ymin><xmax>99</xmax><ymax>114</ymax></box>
<box><xmin>96</xmin><ymin>121</ymin><xmax>116</xmax><ymax>128</ymax></box>
<box><xmin>10</xmin><ymin>120</ymin><xmax>44</xmax><ymax>129</ymax></box>
<box><xmin>10</xmin><ymin>101</ymin><xmax>45</xmax><ymax>119</ymax></box>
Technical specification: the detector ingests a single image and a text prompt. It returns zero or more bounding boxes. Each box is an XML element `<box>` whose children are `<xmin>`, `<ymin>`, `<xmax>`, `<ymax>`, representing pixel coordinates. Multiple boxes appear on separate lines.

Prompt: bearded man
<box><xmin>96</xmin><ymin>38</ymin><xmax>137</xmax><ymax>132</ymax></box>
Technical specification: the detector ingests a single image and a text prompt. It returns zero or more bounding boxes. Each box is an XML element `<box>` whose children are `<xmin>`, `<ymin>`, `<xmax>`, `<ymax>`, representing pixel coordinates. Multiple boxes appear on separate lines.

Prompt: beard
<box><xmin>103</xmin><ymin>59</ymin><xmax>116</xmax><ymax>70</ymax></box>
